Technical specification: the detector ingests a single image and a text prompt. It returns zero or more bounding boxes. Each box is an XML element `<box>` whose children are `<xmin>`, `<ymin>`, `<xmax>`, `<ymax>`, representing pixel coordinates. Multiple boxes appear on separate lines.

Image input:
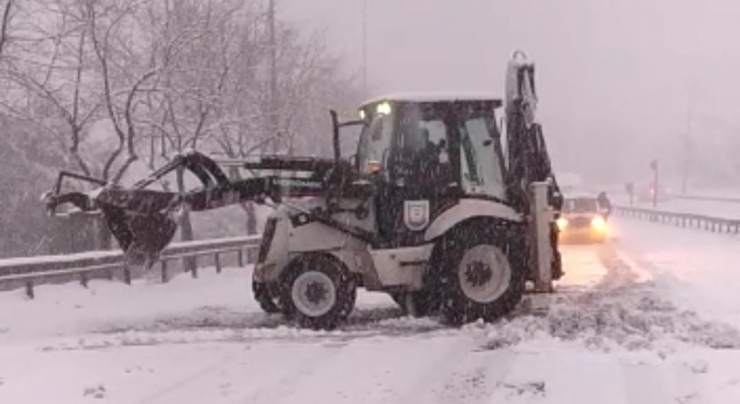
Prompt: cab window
<box><xmin>459</xmin><ymin>116</ymin><xmax>506</xmax><ymax>200</ymax></box>
<box><xmin>356</xmin><ymin>113</ymin><xmax>393</xmax><ymax>178</ymax></box>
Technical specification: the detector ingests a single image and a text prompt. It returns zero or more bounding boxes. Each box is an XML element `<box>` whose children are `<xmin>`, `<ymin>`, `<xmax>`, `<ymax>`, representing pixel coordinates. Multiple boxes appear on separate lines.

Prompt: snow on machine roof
<box><xmin>360</xmin><ymin>92</ymin><xmax>503</xmax><ymax>108</ymax></box>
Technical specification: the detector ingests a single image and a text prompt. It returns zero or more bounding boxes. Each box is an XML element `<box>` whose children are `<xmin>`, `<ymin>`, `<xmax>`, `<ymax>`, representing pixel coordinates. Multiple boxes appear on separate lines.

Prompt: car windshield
<box><xmin>563</xmin><ymin>197</ymin><xmax>599</xmax><ymax>213</ymax></box>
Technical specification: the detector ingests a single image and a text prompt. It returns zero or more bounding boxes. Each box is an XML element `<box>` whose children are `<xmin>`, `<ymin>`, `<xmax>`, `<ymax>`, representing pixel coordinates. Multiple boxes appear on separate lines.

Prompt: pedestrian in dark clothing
<box><xmin>598</xmin><ymin>191</ymin><xmax>612</xmax><ymax>219</ymax></box>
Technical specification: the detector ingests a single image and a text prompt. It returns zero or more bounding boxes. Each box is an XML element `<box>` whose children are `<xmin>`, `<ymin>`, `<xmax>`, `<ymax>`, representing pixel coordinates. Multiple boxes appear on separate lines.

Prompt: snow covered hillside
<box><xmin>2</xmin><ymin>217</ymin><xmax>740</xmax><ymax>403</ymax></box>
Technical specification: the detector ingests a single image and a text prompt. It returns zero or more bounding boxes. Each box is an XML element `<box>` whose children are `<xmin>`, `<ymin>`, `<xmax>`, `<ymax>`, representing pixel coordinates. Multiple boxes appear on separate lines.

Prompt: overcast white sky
<box><xmin>279</xmin><ymin>0</ymin><xmax>740</xmax><ymax>184</ymax></box>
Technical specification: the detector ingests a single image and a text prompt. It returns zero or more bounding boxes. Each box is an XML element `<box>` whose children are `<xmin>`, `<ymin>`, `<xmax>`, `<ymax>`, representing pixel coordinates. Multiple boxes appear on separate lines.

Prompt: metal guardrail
<box><xmin>675</xmin><ymin>195</ymin><xmax>740</xmax><ymax>204</ymax></box>
<box><xmin>615</xmin><ymin>206</ymin><xmax>740</xmax><ymax>234</ymax></box>
<box><xmin>0</xmin><ymin>235</ymin><xmax>262</xmax><ymax>298</ymax></box>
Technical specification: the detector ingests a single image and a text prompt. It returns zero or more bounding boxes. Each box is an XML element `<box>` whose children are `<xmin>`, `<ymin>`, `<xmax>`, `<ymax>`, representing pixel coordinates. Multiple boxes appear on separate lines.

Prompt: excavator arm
<box><xmin>503</xmin><ymin>51</ymin><xmax>563</xmax><ymax>281</ymax></box>
<box><xmin>504</xmin><ymin>51</ymin><xmax>562</xmax><ymax>213</ymax></box>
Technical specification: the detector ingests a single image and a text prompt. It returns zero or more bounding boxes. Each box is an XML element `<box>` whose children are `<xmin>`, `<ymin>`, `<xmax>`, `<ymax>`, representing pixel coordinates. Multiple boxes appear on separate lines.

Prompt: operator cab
<box><xmin>354</xmin><ymin>94</ymin><xmax>508</xmax><ymax>247</ymax></box>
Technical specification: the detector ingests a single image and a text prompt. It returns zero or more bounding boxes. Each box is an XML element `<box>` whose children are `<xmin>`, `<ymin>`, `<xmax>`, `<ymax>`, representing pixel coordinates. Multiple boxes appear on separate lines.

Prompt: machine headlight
<box><xmin>591</xmin><ymin>216</ymin><xmax>607</xmax><ymax>231</ymax></box>
<box><xmin>366</xmin><ymin>160</ymin><xmax>382</xmax><ymax>174</ymax></box>
<box><xmin>376</xmin><ymin>102</ymin><xmax>392</xmax><ymax>115</ymax></box>
<box><xmin>556</xmin><ymin>217</ymin><xmax>568</xmax><ymax>231</ymax></box>
<box><xmin>359</xmin><ymin>109</ymin><xmax>366</xmax><ymax>120</ymax></box>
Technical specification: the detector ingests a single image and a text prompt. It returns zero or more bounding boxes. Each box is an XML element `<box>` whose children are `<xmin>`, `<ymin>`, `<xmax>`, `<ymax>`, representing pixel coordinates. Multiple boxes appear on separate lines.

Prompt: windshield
<box><xmin>563</xmin><ymin>197</ymin><xmax>599</xmax><ymax>213</ymax></box>
<box><xmin>356</xmin><ymin>112</ymin><xmax>393</xmax><ymax>178</ymax></box>
<box><xmin>389</xmin><ymin>102</ymin><xmax>506</xmax><ymax>199</ymax></box>
<box><xmin>459</xmin><ymin>116</ymin><xmax>506</xmax><ymax>200</ymax></box>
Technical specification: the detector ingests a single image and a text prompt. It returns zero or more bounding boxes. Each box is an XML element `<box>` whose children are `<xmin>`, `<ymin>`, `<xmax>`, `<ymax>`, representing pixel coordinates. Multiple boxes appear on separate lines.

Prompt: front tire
<box><xmin>437</xmin><ymin>227</ymin><xmax>526</xmax><ymax>325</ymax></box>
<box><xmin>253</xmin><ymin>281</ymin><xmax>281</xmax><ymax>314</ymax></box>
<box><xmin>279</xmin><ymin>254</ymin><xmax>356</xmax><ymax>330</ymax></box>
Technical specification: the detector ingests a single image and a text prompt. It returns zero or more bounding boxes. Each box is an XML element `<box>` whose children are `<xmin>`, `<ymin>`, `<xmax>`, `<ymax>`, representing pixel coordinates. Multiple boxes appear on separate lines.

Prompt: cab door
<box><xmin>379</xmin><ymin>103</ymin><xmax>459</xmax><ymax>247</ymax></box>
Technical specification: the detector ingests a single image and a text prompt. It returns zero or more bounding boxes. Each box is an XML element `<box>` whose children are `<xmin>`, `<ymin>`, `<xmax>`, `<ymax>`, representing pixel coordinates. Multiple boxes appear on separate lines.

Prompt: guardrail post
<box><xmin>123</xmin><ymin>263</ymin><xmax>132</xmax><ymax>285</ymax></box>
<box><xmin>214</xmin><ymin>253</ymin><xmax>222</xmax><ymax>274</ymax></box>
<box><xmin>80</xmin><ymin>272</ymin><xmax>88</xmax><ymax>288</ymax></box>
<box><xmin>247</xmin><ymin>246</ymin><xmax>257</xmax><ymax>264</ymax></box>
<box><xmin>25</xmin><ymin>281</ymin><xmax>34</xmax><ymax>299</ymax></box>
<box><xmin>237</xmin><ymin>249</ymin><xmax>244</xmax><ymax>267</ymax></box>
<box><xmin>191</xmin><ymin>256</ymin><xmax>198</xmax><ymax>279</ymax></box>
<box><xmin>160</xmin><ymin>260</ymin><xmax>169</xmax><ymax>283</ymax></box>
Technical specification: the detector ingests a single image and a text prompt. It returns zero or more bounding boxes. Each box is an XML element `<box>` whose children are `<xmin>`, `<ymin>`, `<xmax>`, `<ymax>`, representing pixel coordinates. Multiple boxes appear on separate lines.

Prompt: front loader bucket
<box><xmin>93</xmin><ymin>188</ymin><xmax>180</xmax><ymax>267</ymax></box>
<box><xmin>43</xmin><ymin>151</ymin><xmax>243</xmax><ymax>266</ymax></box>
<box><xmin>101</xmin><ymin>205</ymin><xmax>178</xmax><ymax>267</ymax></box>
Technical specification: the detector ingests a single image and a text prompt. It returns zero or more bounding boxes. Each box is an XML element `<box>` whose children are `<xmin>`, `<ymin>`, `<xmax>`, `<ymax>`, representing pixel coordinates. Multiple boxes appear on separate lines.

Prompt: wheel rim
<box><xmin>291</xmin><ymin>271</ymin><xmax>337</xmax><ymax>317</ymax></box>
<box><xmin>457</xmin><ymin>245</ymin><xmax>511</xmax><ymax>304</ymax></box>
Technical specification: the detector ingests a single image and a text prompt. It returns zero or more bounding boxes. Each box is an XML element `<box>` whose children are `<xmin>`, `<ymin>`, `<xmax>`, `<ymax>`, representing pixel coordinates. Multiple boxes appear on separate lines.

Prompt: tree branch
<box><xmin>0</xmin><ymin>0</ymin><xmax>13</xmax><ymax>59</ymax></box>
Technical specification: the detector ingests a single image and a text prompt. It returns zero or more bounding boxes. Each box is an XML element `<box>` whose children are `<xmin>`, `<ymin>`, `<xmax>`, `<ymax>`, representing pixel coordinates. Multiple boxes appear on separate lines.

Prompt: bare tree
<box><xmin>1</xmin><ymin>0</ymin><xmax>157</xmax><ymax>184</ymax></box>
<box><xmin>0</xmin><ymin>0</ymin><xmax>102</xmax><ymax>177</ymax></box>
<box><xmin>84</xmin><ymin>0</ymin><xmax>162</xmax><ymax>183</ymax></box>
<box><xmin>0</xmin><ymin>0</ymin><xmax>363</xmax><ymax>257</ymax></box>
<box><xmin>0</xmin><ymin>0</ymin><xmax>12</xmax><ymax>58</ymax></box>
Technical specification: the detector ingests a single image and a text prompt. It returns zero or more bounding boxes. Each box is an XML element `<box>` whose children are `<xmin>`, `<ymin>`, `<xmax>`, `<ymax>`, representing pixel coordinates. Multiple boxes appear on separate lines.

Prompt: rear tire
<box><xmin>437</xmin><ymin>226</ymin><xmax>526</xmax><ymax>325</ymax></box>
<box><xmin>279</xmin><ymin>254</ymin><xmax>356</xmax><ymax>330</ymax></box>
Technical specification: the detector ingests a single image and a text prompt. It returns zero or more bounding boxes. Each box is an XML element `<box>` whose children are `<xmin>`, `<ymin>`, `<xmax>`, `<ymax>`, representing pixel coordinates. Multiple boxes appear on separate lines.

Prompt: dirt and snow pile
<box><xmin>480</xmin><ymin>247</ymin><xmax>740</xmax><ymax>354</ymax></box>
<box><xmin>482</xmin><ymin>288</ymin><xmax>740</xmax><ymax>354</ymax></box>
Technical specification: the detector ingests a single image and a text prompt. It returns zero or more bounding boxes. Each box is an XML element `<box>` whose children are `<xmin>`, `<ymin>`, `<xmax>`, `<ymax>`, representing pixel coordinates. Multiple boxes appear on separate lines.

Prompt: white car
<box><xmin>556</xmin><ymin>192</ymin><xmax>609</xmax><ymax>243</ymax></box>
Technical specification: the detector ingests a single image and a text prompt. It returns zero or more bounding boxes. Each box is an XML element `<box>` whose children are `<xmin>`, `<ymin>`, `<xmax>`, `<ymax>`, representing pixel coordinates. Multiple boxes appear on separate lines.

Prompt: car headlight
<box><xmin>556</xmin><ymin>217</ymin><xmax>568</xmax><ymax>231</ymax></box>
<box><xmin>591</xmin><ymin>216</ymin><xmax>607</xmax><ymax>231</ymax></box>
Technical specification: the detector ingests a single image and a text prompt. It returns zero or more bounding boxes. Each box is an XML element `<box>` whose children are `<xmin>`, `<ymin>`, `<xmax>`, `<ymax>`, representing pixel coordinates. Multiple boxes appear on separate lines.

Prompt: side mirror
<box><xmin>483</xmin><ymin>139</ymin><xmax>493</xmax><ymax>147</ymax></box>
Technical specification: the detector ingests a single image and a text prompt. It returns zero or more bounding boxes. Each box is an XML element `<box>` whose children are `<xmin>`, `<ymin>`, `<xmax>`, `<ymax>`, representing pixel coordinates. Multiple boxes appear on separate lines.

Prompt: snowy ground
<box><xmin>3</xmin><ymin>218</ymin><xmax>740</xmax><ymax>403</ymax></box>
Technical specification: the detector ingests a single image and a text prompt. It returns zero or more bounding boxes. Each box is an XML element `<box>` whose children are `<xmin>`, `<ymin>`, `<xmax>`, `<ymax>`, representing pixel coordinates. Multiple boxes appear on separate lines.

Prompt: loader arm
<box><xmin>43</xmin><ymin>150</ymin><xmax>371</xmax><ymax>266</ymax></box>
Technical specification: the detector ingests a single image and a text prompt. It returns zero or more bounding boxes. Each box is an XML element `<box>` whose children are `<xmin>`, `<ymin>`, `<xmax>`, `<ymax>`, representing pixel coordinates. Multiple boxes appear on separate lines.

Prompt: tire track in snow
<box><xmin>596</xmin><ymin>247</ymin><xmax>675</xmax><ymax>403</ymax></box>
<box><xmin>135</xmin><ymin>353</ymin><xmax>238</xmax><ymax>404</ymax></box>
<box><xmin>420</xmin><ymin>347</ymin><xmax>519</xmax><ymax>404</ymax></box>
<box><xmin>390</xmin><ymin>337</ymin><xmax>516</xmax><ymax>404</ymax></box>
<box><xmin>264</xmin><ymin>336</ymin><xmax>470</xmax><ymax>404</ymax></box>
<box><xmin>132</xmin><ymin>342</ymin><xmax>349</xmax><ymax>404</ymax></box>
<box><xmin>242</xmin><ymin>342</ymin><xmax>350</xmax><ymax>404</ymax></box>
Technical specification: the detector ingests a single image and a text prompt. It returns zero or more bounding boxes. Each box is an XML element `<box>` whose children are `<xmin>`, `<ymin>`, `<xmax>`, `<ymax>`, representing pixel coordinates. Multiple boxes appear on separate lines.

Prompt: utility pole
<box><xmin>681</xmin><ymin>105</ymin><xmax>692</xmax><ymax>195</ymax></box>
<box><xmin>651</xmin><ymin>160</ymin><xmax>659</xmax><ymax>208</ymax></box>
<box><xmin>682</xmin><ymin>84</ymin><xmax>696</xmax><ymax>196</ymax></box>
<box><xmin>362</xmin><ymin>0</ymin><xmax>367</xmax><ymax>95</ymax></box>
<box><xmin>268</xmin><ymin>0</ymin><xmax>279</xmax><ymax>153</ymax></box>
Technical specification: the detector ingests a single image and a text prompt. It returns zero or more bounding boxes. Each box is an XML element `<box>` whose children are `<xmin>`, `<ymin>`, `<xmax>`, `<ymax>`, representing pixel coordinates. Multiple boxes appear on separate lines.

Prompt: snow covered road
<box><xmin>3</xmin><ymin>217</ymin><xmax>740</xmax><ymax>403</ymax></box>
